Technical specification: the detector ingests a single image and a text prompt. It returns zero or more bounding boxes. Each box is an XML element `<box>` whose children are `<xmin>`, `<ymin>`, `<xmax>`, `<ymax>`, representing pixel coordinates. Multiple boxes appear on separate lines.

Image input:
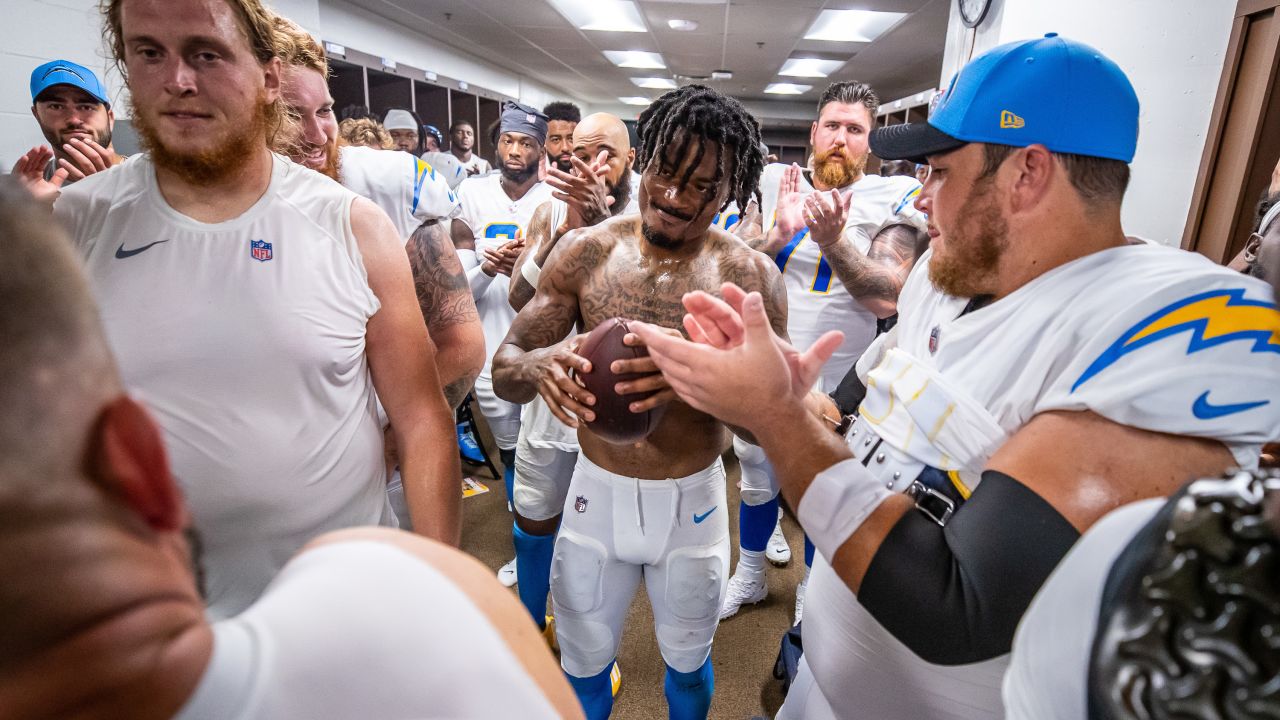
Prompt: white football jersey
<box><xmin>54</xmin><ymin>153</ymin><xmax>394</xmax><ymax>619</ymax></box>
<box><xmin>456</xmin><ymin>173</ymin><xmax>553</xmax><ymax>375</ymax></box>
<box><xmin>339</xmin><ymin>145</ymin><xmax>460</xmax><ymax>239</ymax></box>
<box><xmin>760</xmin><ymin>164</ymin><xmax>925</xmax><ymax>389</ymax></box>
<box><xmin>802</xmin><ymin>243</ymin><xmax>1280</xmax><ymax>718</ymax></box>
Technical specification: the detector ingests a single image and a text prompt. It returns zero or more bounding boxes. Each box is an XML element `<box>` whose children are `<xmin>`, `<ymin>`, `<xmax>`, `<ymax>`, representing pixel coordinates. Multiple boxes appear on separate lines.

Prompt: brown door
<box><xmin>1183</xmin><ymin>0</ymin><xmax>1280</xmax><ymax>264</ymax></box>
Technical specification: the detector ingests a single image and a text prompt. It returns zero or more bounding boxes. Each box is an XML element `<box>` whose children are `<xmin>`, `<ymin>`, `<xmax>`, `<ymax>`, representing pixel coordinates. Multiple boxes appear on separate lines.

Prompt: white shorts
<box><xmin>513</xmin><ymin>443</ymin><xmax>578</xmax><ymax>521</ymax></box>
<box><xmin>551</xmin><ymin>454</ymin><xmax>729</xmax><ymax>677</ymax></box>
<box><xmin>472</xmin><ymin>373</ymin><xmax>520</xmax><ymax>451</ymax></box>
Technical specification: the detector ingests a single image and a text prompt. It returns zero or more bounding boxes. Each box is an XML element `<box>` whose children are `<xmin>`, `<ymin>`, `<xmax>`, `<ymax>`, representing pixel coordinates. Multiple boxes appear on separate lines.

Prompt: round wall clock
<box><xmin>959</xmin><ymin>0</ymin><xmax>993</xmax><ymax>28</ymax></box>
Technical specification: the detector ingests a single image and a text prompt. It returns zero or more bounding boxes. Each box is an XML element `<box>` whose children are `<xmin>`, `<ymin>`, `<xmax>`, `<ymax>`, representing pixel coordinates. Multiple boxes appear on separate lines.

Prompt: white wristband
<box><xmin>520</xmin><ymin>255</ymin><xmax>541</xmax><ymax>288</ymax></box>
<box><xmin>797</xmin><ymin>458</ymin><xmax>892</xmax><ymax>564</ymax></box>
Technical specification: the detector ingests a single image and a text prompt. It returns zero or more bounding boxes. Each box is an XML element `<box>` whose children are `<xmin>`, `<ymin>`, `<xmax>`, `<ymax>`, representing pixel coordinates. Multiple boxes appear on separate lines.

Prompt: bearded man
<box><xmin>41</xmin><ymin>0</ymin><xmax>461</xmax><ymax>619</ymax></box>
<box><xmin>721</xmin><ymin>80</ymin><xmax>928</xmax><ymax>622</ymax></box>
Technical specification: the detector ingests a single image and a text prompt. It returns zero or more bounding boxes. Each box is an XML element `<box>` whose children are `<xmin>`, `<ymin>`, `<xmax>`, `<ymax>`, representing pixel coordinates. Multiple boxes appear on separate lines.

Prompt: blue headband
<box><xmin>500</xmin><ymin>101</ymin><xmax>549</xmax><ymax>146</ymax></box>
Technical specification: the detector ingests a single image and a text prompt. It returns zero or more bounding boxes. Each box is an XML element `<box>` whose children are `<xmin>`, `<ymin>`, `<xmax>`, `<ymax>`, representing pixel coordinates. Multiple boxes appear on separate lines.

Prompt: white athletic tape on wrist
<box><xmin>456</xmin><ymin>248</ymin><xmax>478</xmax><ymax>270</ymax></box>
<box><xmin>797</xmin><ymin>457</ymin><xmax>893</xmax><ymax>563</ymax></box>
<box><xmin>520</xmin><ymin>255</ymin><xmax>541</xmax><ymax>287</ymax></box>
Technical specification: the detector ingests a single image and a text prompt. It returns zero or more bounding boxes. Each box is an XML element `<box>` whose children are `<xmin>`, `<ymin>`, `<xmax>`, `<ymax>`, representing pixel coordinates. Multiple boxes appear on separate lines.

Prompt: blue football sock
<box><xmin>513</xmin><ymin>522</ymin><xmax>555</xmax><ymax>628</ymax></box>
<box><xmin>804</xmin><ymin>534</ymin><xmax>814</xmax><ymax>568</ymax></box>
<box><xmin>738</xmin><ymin>496</ymin><xmax>779</xmax><ymax>553</ymax></box>
<box><xmin>499</xmin><ymin>448</ymin><xmax>516</xmax><ymax>507</ymax></box>
<box><xmin>567</xmin><ymin>664</ymin><xmax>615</xmax><ymax>720</ymax></box>
<box><xmin>664</xmin><ymin>658</ymin><xmax>714</xmax><ymax>720</ymax></box>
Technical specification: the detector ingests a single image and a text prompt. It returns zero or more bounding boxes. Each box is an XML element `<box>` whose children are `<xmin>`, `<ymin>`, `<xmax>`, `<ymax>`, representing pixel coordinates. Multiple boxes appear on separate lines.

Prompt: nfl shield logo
<box><xmin>250</xmin><ymin>239</ymin><xmax>273</xmax><ymax>262</ymax></box>
<box><xmin>575</xmin><ymin>495</ymin><xmax>588</xmax><ymax>513</ymax></box>
<box><xmin>928</xmin><ymin>326</ymin><xmax>941</xmax><ymax>354</ymax></box>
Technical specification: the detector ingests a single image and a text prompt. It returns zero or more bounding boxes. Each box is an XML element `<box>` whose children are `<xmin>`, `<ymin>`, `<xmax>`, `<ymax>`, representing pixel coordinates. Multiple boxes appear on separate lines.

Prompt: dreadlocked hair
<box><xmin>636</xmin><ymin>85</ymin><xmax>764</xmax><ymax>213</ymax></box>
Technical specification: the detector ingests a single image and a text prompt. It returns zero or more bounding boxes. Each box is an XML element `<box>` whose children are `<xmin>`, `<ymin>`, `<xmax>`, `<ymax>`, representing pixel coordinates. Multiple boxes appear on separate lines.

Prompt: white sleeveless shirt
<box><xmin>760</xmin><ymin>164</ymin><xmax>924</xmax><ymax>390</ymax></box>
<box><xmin>54</xmin><ymin>154</ymin><xmax>394</xmax><ymax>619</ymax></box>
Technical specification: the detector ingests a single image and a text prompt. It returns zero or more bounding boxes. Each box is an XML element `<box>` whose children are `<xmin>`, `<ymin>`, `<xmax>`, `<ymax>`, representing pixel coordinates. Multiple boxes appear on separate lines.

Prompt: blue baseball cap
<box><xmin>31</xmin><ymin>59</ymin><xmax>110</xmax><ymax>106</ymax></box>
<box><xmin>871</xmin><ymin>33</ymin><xmax>1138</xmax><ymax>164</ymax></box>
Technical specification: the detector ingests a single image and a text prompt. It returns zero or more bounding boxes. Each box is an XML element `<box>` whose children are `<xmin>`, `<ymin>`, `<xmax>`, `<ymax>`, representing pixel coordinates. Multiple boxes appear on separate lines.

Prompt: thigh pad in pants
<box><xmin>551</xmin><ymin>529</ymin><xmax>625</xmax><ymax>676</ymax></box>
<box><xmin>651</xmin><ymin>542</ymin><xmax>728</xmax><ymax>672</ymax></box>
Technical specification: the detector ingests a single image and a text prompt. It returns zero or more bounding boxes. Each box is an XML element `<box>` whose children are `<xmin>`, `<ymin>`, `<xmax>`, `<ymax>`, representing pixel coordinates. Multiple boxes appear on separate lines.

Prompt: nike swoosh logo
<box><xmin>115</xmin><ymin>240</ymin><xmax>170</xmax><ymax>259</ymax></box>
<box><xmin>1192</xmin><ymin>391</ymin><xmax>1270</xmax><ymax>420</ymax></box>
<box><xmin>693</xmin><ymin>506</ymin><xmax>717</xmax><ymax>524</ymax></box>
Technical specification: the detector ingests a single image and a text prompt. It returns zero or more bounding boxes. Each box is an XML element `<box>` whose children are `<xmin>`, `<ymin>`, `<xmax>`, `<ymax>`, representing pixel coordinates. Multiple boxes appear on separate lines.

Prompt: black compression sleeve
<box><xmin>827</xmin><ymin>362</ymin><xmax>867</xmax><ymax>417</ymax></box>
<box><xmin>857</xmin><ymin>471</ymin><xmax>1081</xmax><ymax>665</ymax></box>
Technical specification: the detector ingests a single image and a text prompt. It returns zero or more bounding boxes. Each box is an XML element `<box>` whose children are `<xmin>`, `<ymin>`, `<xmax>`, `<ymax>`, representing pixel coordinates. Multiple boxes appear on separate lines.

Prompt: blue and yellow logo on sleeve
<box><xmin>1072</xmin><ymin>288</ymin><xmax>1280</xmax><ymax>392</ymax></box>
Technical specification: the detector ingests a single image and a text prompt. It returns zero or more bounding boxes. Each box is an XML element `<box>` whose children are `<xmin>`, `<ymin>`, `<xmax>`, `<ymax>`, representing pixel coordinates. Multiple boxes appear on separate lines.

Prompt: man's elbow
<box><xmin>863</xmin><ymin>297</ymin><xmax>899</xmax><ymax>319</ymax></box>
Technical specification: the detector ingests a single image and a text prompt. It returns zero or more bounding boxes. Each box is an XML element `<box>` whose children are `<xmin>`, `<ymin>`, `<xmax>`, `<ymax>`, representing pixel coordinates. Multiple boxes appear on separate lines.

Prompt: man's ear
<box><xmin>261</xmin><ymin>56</ymin><xmax>282</xmax><ymax>105</ymax></box>
<box><xmin>1008</xmin><ymin>144</ymin><xmax>1055</xmax><ymax>215</ymax></box>
<box><xmin>87</xmin><ymin>396</ymin><xmax>185</xmax><ymax>532</ymax></box>
<box><xmin>1243</xmin><ymin>233</ymin><xmax>1262</xmax><ymax>263</ymax></box>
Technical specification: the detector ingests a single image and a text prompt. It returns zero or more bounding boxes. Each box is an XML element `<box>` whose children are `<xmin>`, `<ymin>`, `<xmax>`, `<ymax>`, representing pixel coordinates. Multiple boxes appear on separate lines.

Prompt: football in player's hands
<box><xmin>574</xmin><ymin>317</ymin><xmax>667</xmax><ymax>444</ymax></box>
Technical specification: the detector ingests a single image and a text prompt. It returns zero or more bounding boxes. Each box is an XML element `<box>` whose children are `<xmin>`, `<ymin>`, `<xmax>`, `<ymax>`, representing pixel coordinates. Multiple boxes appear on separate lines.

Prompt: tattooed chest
<box><xmin>578</xmin><ymin>258</ymin><xmax>722</xmax><ymax>330</ymax></box>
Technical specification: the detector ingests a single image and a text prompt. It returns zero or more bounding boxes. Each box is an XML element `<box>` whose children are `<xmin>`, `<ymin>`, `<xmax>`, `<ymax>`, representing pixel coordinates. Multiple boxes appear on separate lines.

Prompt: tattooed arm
<box><xmin>492</xmin><ymin>230</ymin><xmax>609</xmax><ymax>426</ymax></box>
<box><xmin>406</xmin><ymin>219</ymin><xmax>485</xmax><ymax>408</ymax></box>
<box><xmin>508</xmin><ymin>202</ymin><xmax>552</xmax><ymax>312</ymax></box>
<box><xmin>821</xmin><ymin>223</ymin><xmax>926</xmax><ymax>319</ymax></box>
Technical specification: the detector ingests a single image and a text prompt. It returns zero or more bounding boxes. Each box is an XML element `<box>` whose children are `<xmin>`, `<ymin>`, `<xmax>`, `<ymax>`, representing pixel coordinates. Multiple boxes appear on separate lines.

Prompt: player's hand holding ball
<box><xmin>529</xmin><ymin>332</ymin><xmax>596</xmax><ymax>429</ymax></box>
<box><xmin>573</xmin><ymin>318</ymin><xmax>676</xmax><ymax>444</ymax></box>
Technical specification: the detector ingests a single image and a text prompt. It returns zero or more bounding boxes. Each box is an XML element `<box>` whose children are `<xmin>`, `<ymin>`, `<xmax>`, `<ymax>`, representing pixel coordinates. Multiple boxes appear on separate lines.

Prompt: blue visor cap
<box><xmin>871</xmin><ymin>33</ymin><xmax>1139</xmax><ymax>164</ymax></box>
<box><xmin>31</xmin><ymin>59</ymin><xmax>110</xmax><ymax>106</ymax></box>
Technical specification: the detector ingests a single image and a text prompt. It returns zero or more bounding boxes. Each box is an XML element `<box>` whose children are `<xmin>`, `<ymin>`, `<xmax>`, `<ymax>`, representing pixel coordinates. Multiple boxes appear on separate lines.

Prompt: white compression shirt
<box><xmin>175</xmin><ymin>539</ymin><xmax>561</xmax><ymax>719</ymax></box>
<box><xmin>55</xmin><ymin>153</ymin><xmax>395</xmax><ymax>619</ymax></box>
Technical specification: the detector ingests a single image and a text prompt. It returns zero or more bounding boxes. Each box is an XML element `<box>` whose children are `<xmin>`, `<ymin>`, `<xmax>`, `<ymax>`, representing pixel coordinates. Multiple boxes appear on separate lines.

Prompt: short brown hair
<box><xmin>980</xmin><ymin>143</ymin><xmax>1130</xmax><ymax>206</ymax></box>
<box><xmin>271</xmin><ymin>13</ymin><xmax>327</xmax><ymax>76</ymax></box>
<box><xmin>817</xmin><ymin>81</ymin><xmax>879</xmax><ymax>119</ymax></box>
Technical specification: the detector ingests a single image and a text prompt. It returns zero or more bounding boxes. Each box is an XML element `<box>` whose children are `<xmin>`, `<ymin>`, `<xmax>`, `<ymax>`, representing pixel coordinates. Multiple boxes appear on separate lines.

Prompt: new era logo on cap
<box><xmin>868</xmin><ymin>33</ymin><xmax>1140</xmax><ymax>164</ymax></box>
<box><xmin>1000</xmin><ymin>110</ymin><xmax>1025</xmax><ymax>129</ymax></box>
<box><xmin>526</xmin><ymin>113</ymin><xmax>536</xmax><ymax>123</ymax></box>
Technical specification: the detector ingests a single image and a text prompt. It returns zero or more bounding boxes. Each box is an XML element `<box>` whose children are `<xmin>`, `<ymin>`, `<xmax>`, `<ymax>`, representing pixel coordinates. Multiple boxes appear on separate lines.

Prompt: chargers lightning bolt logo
<box><xmin>1072</xmin><ymin>289</ymin><xmax>1280</xmax><ymax>418</ymax></box>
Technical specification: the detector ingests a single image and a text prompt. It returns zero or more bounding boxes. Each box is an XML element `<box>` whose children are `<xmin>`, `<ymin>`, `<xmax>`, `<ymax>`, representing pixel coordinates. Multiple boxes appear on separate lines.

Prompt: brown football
<box><xmin>575</xmin><ymin>317</ymin><xmax>667</xmax><ymax>444</ymax></box>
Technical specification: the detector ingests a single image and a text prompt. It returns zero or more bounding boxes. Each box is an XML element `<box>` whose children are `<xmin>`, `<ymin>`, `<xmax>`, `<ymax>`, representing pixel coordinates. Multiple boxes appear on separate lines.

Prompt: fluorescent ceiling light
<box><xmin>631</xmin><ymin>77</ymin><xmax>677</xmax><ymax>89</ymax></box>
<box><xmin>764</xmin><ymin>83</ymin><xmax>812</xmax><ymax>95</ymax></box>
<box><xmin>603</xmin><ymin>50</ymin><xmax>666</xmax><ymax>69</ymax></box>
<box><xmin>803</xmin><ymin>9</ymin><xmax>907</xmax><ymax>42</ymax></box>
<box><xmin>667</xmin><ymin>18</ymin><xmax>698</xmax><ymax>31</ymax></box>
<box><xmin>619</xmin><ymin>96</ymin><xmax>652</xmax><ymax>106</ymax></box>
<box><xmin>549</xmin><ymin>0</ymin><xmax>646</xmax><ymax>32</ymax></box>
<box><xmin>779</xmin><ymin>57</ymin><xmax>844</xmax><ymax>78</ymax></box>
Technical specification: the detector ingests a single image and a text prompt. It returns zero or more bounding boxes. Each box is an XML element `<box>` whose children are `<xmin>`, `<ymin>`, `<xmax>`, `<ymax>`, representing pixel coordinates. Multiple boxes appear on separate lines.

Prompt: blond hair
<box><xmin>271</xmin><ymin>13</ymin><xmax>328</xmax><ymax>76</ymax></box>
<box><xmin>339</xmin><ymin>118</ymin><xmax>394</xmax><ymax>150</ymax></box>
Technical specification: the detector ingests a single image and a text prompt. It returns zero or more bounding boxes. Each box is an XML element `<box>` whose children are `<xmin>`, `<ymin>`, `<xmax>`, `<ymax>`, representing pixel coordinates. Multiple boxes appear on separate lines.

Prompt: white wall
<box><xmin>938</xmin><ymin>0</ymin><xmax>1235</xmax><ymax>245</ymax></box>
<box><xmin>0</xmin><ymin>0</ymin><xmax>587</xmax><ymax>168</ymax></box>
